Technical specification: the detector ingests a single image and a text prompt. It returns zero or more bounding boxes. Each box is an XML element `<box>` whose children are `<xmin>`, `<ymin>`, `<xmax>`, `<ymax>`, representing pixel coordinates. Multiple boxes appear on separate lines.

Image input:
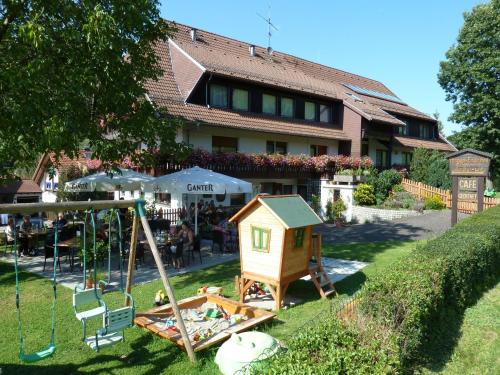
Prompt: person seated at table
<box><xmin>5</xmin><ymin>217</ymin><xmax>15</xmax><ymax>244</ymax></box>
<box><xmin>52</xmin><ymin>212</ymin><xmax>67</xmax><ymax>230</ymax></box>
<box><xmin>173</xmin><ymin>221</ymin><xmax>193</xmax><ymax>269</ymax></box>
<box><xmin>19</xmin><ymin>215</ymin><xmax>32</xmax><ymax>256</ymax></box>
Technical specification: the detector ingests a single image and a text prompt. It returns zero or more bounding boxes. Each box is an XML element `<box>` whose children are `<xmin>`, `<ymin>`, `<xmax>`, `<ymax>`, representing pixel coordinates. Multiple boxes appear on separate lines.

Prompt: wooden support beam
<box><xmin>125</xmin><ymin>215</ymin><xmax>140</xmax><ymax>306</ymax></box>
<box><xmin>139</xmin><ymin>214</ymin><xmax>197</xmax><ymax>363</ymax></box>
<box><xmin>0</xmin><ymin>199</ymin><xmax>136</xmax><ymax>214</ymax></box>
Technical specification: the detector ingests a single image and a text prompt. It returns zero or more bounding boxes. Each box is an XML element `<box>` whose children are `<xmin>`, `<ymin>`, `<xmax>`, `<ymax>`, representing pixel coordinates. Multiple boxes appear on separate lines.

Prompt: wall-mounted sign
<box><xmin>447</xmin><ymin>149</ymin><xmax>492</xmax><ymax>225</ymax></box>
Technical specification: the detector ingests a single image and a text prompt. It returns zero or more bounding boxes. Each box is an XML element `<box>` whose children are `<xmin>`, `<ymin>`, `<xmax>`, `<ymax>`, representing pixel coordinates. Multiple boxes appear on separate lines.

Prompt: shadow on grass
<box><xmin>0</xmin><ymin>261</ymin><xmax>41</xmax><ymax>286</ymax></box>
<box><xmin>419</xmin><ymin>277</ymin><xmax>499</xmax><ymax>373</ymax></box>
<box><xmin>1</xmin><ymin>332</ymin><xmax>190</xmax><ymax>375</ymax></box>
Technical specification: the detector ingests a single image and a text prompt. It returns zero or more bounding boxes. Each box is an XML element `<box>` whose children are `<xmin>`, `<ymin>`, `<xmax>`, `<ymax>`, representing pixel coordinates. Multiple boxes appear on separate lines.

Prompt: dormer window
<box><xmin>210</xmin><ymin>84</ymin><xmax>228</xmax><ymax>108</ymax></box>
<box><xmin>262</xmin><ymin>94</ymin><xmax>277</xmax><ymax>115</ymax></box>
<box><xmin>305</xmin><ymin>101</ymin><xmax>316</xmax><ymax>121</ymax></box>
<box><xmin>232</xmin><ymin>88</ymin><xmax>249</xmax><ymax>111</ymax></box>
<box><xmin>319</xmin><ymin>104</ymin><xmax>331</xmax><ymax>123</ymax></box>
<box><xmin>280</xmin><ymin>97</ymin><xmax>294</xmax><ymax>118</ymax></box>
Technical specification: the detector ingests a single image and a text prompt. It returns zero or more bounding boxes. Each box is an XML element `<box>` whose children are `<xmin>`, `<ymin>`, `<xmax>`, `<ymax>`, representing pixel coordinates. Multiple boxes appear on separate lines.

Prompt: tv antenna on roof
<box><xmin>257</xmin><ymin>4</ymin><xmax>278</xmax><ymax>55</ymax></box>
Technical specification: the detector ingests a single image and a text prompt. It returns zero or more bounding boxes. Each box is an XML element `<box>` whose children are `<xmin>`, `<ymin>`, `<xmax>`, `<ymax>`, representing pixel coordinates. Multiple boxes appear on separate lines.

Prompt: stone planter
<box><xmin>333</xmin><ymin>175</ymin><xmax>366</xmax><ymax>184</ymax></box>
<box><xmin>352</xmin><ymin>205</ymin><xmax>422</xmax><ymax>224</ymax></box>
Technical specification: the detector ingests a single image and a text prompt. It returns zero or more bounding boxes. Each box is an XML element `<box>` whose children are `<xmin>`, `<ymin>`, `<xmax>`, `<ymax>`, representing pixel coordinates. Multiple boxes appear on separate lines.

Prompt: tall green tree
<box><xmin>438</xmin><ymin>0</ymin><xmax>500</xmax><ymax>176</ymax></box>
<box><xmin>0</xmin><ymin>1</ymin><xmax>187</xmax><ymax>181</ymax></box>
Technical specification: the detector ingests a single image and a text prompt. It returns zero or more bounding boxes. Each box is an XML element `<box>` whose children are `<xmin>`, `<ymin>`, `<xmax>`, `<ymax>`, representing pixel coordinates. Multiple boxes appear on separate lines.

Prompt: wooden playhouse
<box><xmin>230</xmin><ymin>194</ymin><xmax>336</xmax><ymax>310</ymax></box>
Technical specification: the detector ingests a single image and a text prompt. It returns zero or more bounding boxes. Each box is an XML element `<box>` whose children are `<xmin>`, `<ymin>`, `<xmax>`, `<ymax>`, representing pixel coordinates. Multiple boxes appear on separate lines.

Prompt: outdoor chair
<box><xmin>192</xmin><ymin>235</ymin><xmax>202</xmax><ymax>264</ymax></box>
<box><xmin>1</xmin><ymin>232</ymin><xmax>15</xmax><ymax>256</ymax></box>
<box><xmin>43</xmin><ymin>233</ymin><xmax>62</xmax><ymax>273</ymax></box>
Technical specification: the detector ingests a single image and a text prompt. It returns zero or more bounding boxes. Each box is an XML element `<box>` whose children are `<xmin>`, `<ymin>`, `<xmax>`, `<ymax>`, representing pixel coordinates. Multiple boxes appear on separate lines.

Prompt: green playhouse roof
<box><xmin>230</xmin><ymin>194</ymin><xmax>323</xmax><ymax>229</ymax></box>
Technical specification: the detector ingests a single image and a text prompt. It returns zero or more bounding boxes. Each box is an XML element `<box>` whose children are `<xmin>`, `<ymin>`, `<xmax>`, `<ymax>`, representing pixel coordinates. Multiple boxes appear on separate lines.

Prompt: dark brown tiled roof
<box><xmin>393</xmin><ymin>136</ymin><xmax>457</xmax><ymax>152</ymax></box>
<box><xmin>153</xmin><ymin>23</ymin><xmax>435</xmax><ymax>125</ymax></box>
<box><xmin>0</xmin><ymin>180</ymin><xmax>42</xmax><ymax>195</ymax></box>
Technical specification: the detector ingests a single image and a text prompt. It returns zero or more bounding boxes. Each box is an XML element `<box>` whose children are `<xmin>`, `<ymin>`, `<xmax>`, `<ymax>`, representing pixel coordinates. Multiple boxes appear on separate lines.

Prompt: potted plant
<box><xmin>79</xmin><ymin>239</ymin><xmax>108</xmax><ymax>289</ymax></box>
<box><xmin>332</xmin><ymin>198</ymin><xmax>346</xmax><ymax>227</ymax></box>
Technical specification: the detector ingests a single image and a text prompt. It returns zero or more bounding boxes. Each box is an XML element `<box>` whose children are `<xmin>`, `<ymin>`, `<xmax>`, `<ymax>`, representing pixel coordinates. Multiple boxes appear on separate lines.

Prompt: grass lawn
<box><xmin>422</xmin><ymin>282</ymin><xmax>500</xmax><ymax>375</ymax></box>
<box><xmin>0</xmin><ymin>240</ymin><xmax>415</xmax><ymax>375</ymax></box>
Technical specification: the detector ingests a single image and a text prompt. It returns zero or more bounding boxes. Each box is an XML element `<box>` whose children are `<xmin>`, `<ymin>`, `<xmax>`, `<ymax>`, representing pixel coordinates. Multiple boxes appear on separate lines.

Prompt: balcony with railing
<box><xmin>154</xmin><ymin>150</ymin><xmax>373</xmax><ymax>180</ymax></box>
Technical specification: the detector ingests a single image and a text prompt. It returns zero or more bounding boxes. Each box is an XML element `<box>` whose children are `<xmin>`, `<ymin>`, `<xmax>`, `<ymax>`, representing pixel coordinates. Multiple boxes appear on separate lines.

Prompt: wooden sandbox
<box><xmin>134</xmin><ymin>294</ymin><xmax>275</xmax><ymax>352</ymax></box>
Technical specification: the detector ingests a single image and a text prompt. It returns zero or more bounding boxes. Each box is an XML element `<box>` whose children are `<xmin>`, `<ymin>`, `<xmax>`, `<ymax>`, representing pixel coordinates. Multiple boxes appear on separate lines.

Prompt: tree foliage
<box><xmin>0</xmin><ymin>0</ymin><xmax>188</xmax><ymax>181</ymax></box>
<box><xmin>438</xmin><ymin>0</ymin><xmax>500</xmax><ymax>174</ymax></box>
<box><xmin>409</xmin><ymin>147</ymin><xmax>451</xmax><ymax>189</ymax></box>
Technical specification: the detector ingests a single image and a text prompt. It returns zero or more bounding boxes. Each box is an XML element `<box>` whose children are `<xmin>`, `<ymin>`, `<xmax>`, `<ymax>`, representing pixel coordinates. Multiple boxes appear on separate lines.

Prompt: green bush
<box><xmin>392</xmin><ymin>184</ymin><xmax>405</xmax><ymax>193</ymax></box>
<box><xmin>383</xmin><ymin>191</ymin><xmax>417</xmax><ymax>209</ymax></box>
<box><xmin>333</xmin><ymin>198</ymin><xmax>346</xmax><ymax>221</ymax></box>
<box><xmin>410</xmin><ymin>147</ymin><xmax>451</xmax><ymax>189</ymax></box>
<box><xmin>354</xmin><ymin>183</ymin><xmax>376</xmax><ymax>206</ymax></box>
<box><xmin>325</xmin><ymin>199</ymin><xmax>345</xmax><ymax>221</ymax></box>
<box><xmin>359</xmin><ymin>206</ymin><xmax>500</xmax><ymax>368</ymax></box>
<box><xmin>260</xmin><ymin>313</ymin><xmax>400</xmax><ymax>374</ymax></box>
<box><xmin>368</xmin><ymin>169</ymin><xmax>402</xmax><ymax>203</ymax></box>
<box><xmin>424</xmin><ymin>195</ymin><xmax>446</xmax><ymax>210</ymax></box>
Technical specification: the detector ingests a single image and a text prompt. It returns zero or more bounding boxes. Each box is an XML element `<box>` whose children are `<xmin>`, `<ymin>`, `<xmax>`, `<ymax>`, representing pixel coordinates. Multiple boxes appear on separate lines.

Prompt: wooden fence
<box><xmin>401</xmin><ymin>178</ymin><xmax>500</xmax><ymax>214</ymax></box>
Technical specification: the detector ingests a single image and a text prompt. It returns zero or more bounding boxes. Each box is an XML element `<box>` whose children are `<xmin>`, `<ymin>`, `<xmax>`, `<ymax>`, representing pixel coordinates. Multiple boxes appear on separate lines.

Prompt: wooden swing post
<box><xmin>124</xmin><ymin>213</ymin><xmax>140</xmax><ymax>306</ymax></box>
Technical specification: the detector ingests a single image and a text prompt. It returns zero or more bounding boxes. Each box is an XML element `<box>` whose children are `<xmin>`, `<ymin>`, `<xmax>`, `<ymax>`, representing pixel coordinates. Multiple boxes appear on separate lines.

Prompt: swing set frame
<box><xmin>0</xmin><ymin>199</ymin><xmax>197</xmax><ymax>363</ymax></box>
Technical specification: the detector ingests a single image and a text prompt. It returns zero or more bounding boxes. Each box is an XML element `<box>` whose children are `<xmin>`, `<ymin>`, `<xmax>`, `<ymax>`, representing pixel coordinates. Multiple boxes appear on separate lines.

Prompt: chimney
<box><xmin>249</xmin><ymin>45</ymin><xmax>256</xmax><ymax>57</ymax></box>
<box><xmin>267</xmin><ymin>46</ymin><xmax>273</xmax><ymax>56</ymax></box>
<box><xmin>190</xmin><ymin>28</ymin><xmax>197</xmax><ymax>42</ymax></box>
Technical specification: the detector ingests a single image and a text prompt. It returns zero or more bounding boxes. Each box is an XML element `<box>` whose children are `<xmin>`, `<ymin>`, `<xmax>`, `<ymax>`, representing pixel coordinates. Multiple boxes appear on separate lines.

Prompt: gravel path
<box><xmin>317</xmin><ymin>210</ymin><xmax>469</xmax><ymax>244</ymax></box>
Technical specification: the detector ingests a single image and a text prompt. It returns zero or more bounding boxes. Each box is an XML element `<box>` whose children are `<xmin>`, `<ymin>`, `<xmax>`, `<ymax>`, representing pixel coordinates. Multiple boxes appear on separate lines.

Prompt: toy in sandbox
<box><xmin>230</xmin><ymin>194</ymin><xmax>336</xmax><ymax>311</ymax></box>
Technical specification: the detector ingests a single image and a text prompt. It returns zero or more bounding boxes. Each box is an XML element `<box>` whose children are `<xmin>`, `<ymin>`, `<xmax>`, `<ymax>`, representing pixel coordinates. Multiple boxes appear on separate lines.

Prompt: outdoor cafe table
<box><xmin>56</xmin><ymin>237</ymin><xmax>80</xmax><ymax>272</ymax></box>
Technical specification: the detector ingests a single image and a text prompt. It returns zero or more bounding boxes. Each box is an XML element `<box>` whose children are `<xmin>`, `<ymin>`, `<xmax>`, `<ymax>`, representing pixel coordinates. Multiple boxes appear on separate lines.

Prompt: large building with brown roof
<box><xmin>143</xmin><ymin>22</ymin><xmax>455</xmax><ymax>198</ymax></box>
<box><xmin>145</xmin><ymin>23</ymin><xmax>455</xmax><ymax>191</ymax></box>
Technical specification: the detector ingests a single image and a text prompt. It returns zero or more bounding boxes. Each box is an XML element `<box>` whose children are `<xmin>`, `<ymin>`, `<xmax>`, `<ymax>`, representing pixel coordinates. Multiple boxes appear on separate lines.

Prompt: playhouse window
<box><xmin>294</xmin><ymin>228</ymin><xmax>305</xmax><ymax>248</ymax></box>
<box><xmin>252</xmin><ymin>226</ymin><xmax>270</xmax><ymax>252</ymax></box>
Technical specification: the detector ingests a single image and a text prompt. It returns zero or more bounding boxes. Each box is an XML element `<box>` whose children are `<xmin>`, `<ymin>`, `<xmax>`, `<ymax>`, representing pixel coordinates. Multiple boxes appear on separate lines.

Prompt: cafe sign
<box><xmin>448</xmin><ymin>152</ymin><xmax>490</xmax><ymax>176</ymax></box>
<box><xmin>447</xmin><ymin>149</ymin><xmax>493</xmax><ymax>225</ymax></box>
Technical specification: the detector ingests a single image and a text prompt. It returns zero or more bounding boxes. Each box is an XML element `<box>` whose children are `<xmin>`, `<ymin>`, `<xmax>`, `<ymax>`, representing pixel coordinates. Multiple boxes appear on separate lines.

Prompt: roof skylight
<box><xmin>343</xmin><ymin>83</ymin><xmax>406</xmax><ymax>105</ymax></box>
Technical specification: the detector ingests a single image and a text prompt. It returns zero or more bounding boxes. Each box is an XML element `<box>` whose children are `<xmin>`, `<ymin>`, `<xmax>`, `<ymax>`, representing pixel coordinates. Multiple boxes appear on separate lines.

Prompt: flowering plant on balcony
<box><xmin>181</xmin><ymin>149</ymin><xmax>373</xmax><ymax>173</ymax></box>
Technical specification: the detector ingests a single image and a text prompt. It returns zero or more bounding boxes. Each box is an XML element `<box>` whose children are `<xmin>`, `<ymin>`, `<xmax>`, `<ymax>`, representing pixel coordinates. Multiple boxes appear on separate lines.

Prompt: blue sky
<box><xmin>160</xmin><ymin>0</ymin><xmax>487</xmax><ymax>136</ymax></box>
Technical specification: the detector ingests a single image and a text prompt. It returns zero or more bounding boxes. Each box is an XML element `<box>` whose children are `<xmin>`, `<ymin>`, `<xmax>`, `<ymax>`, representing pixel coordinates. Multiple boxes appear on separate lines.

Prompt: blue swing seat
<box><xmin>20</xmin><ymin>343</ymin><xmax>56</xmax><ymax>363</ymax></box>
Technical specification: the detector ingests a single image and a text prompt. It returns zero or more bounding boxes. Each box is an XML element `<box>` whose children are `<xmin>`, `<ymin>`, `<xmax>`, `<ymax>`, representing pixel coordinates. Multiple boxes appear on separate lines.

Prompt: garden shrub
<box><xmin>383</xmin><ymin>191</ymin><xmax>417</xmax><ymax>210</ymax></box>
<box><xmin>424</xmin><ymin>195</ymin><xmax>446</xmax><ymax>210</ymax></box>
<box><xmin>353</xmin><ymin>183</ymin><xmax>376</xmax><ymax>206</ymax></box>
<box><xmin>392</xmin><ymin>184</ymin><xmax>406</xmax><ymax>193</ymax></box>
<box><xmin>260</xmin><ymin>313</ymin><xmax>400</xmax><ymax>374</ymax></box>
<box><xmin>366</xmin><ymin>169</ymin><xmax>402</xmax><ymax>204</ymax></box>
<box><xmin>333</xmin><ymin>198</ymin><xmax>346</xmax><ymax>221</ymax></box>
<box><xmin>359</xmin><ymin>206</ymin><xmax>500</xmax><ymax>369</ymax></box>
<box><xmin>409</xmin><ymin>147</ymin><xmax>451</xmax><ymax>189</ymax></box>
<box><xmin>325</xmin><ymin>200</ymin><xmax>334</xmax><ymax>221</ymax></box>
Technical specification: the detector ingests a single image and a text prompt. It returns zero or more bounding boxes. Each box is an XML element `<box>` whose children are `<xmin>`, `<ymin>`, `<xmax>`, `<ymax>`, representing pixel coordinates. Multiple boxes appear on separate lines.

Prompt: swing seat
<box><xmin>84</xmin><ymin>332</ymin><xmax>123</xmax><ymax>351</ymax></box>
<box><xmin>73</xmin><ymin>288</ymin><xmax>105</xmax><ymax>321</ymax></box>
<box><xmin>75</xmin><ymin>306</ymin><xmax>106</xmax><ymax>321</ymax></box>
<box><xmin>20</xmin><ymin>344</ymin><xmax>55</xmax><ymax>363</ymax></box>
<box><xmin>85</xmin><ymin>305</ymin><xmax>135</xmax><ymax>351</ymax></box>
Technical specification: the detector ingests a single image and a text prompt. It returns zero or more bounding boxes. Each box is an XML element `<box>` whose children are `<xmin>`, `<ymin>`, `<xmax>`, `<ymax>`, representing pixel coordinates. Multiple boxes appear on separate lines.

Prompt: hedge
<box><xmin>263</xmin><ymin>206</ymin><xmax>500</xmax><ymax>374</ymax></box>
<box><xmin>256</xmin><ymin>312</ymin><xmax>400</xmax><ymax>374</ymax></box>
<box><xmin>360</xmin><ymin>205</ymin><xmax>500</xmax><ymax>368</ymax></box>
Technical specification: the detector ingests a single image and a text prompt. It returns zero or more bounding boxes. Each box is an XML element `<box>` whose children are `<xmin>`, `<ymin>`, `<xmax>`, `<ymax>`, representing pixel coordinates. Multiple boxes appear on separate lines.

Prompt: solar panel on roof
<box><xmin>343</xmin><ymin>83</ymin><xmax>406</xmax><ymax>105</ymax></box>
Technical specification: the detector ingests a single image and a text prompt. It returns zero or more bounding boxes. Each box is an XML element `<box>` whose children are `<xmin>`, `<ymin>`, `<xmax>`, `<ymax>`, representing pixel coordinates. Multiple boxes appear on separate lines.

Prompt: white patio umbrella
<box><xmin>142</xmin><ymin>166</ymin><xmax>252</xmax><ymax>234</ymax></box>
<box><xmin>64</xmin><ymin>168</ymin><xmax>155</xmax><ymax>193</ymax></box>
